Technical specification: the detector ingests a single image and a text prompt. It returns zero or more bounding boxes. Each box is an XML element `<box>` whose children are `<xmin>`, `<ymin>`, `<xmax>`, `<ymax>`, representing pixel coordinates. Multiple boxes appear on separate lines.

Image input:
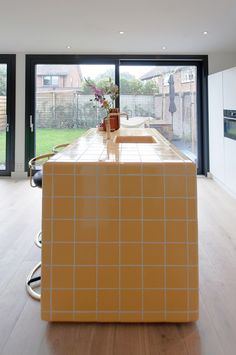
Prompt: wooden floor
<box><xmin>0</xmin><ymin>177</ymin><xmax>236</xmax><ymax>355</ymax></box>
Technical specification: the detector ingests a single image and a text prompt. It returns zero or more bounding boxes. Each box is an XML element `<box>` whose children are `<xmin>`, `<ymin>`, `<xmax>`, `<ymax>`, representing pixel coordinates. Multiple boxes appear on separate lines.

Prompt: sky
<box><xmin>80</xmin><ymin>65</ymin><xmax>156</xmax><ymax>79</ymax></box>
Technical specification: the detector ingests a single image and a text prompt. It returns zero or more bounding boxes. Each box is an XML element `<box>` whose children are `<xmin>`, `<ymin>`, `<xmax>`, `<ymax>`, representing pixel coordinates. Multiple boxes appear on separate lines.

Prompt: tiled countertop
<box><xmin>48</xmin><ymin>128</ymin><xmax>192</xmax><ymax>164</ymax></box>
<box><xmin>41</xmin><ymin>128</ymin><xmax>198</xmax><ymax>323</ymax></box>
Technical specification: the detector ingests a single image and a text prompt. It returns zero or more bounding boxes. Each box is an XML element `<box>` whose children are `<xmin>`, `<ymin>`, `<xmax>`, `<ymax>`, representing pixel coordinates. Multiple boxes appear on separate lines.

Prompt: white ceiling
<box><xmin>1</xmin><ymin>0</ymin><xmax>236</xmax><ymax>54</ymax></box>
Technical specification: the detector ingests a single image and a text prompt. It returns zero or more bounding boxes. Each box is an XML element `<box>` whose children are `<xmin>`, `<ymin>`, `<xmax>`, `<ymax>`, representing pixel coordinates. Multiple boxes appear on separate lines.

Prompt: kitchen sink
<box><xmin>114</xmin><ymin>135</ymin><xmax>157</xmax><ymax>143</ymax></box>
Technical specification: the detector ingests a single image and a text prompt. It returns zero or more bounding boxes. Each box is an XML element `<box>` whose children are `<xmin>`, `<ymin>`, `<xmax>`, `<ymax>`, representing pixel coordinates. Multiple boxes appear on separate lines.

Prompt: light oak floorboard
<box><xmin>0</xmin><ymin>177</ymin><xmax>235</xmax><ymax>355</ymax></box>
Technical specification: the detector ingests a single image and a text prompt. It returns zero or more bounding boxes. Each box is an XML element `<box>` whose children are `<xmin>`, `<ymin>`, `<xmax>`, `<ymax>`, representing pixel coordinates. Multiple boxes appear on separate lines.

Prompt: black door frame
<box><xmin>25</xmin><ymin>54</ymin><xmax>208</xmax><ymax>175</ymax></box>
<box><xmin>0</xmin><ymin>54</ymin><xmax>15</xmax><ymax>176</ymax></box>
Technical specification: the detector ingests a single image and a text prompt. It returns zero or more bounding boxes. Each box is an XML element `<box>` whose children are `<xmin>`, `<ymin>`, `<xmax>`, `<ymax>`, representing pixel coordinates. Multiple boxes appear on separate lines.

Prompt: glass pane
<box><xmin>120</xmin><ymin>65</ymin><xmax>198</xmax><ymax>164</ymax></box>
<box><xmin>0</xmin><ymin>64</ymin><xmax>7</xmax><ymax>170</ymax></box>
<box><xmin>35</xmin><ymin>64</ymin><xmax>115</xmax><ymax>156</ymax></box>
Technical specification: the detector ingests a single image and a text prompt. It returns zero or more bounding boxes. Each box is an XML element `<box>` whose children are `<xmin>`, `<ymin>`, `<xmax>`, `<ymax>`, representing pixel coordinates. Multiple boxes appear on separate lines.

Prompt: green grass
<box><xmin>0</xmin><ymin>129</ymin><xmax>88</xmax><ymax>165</ymax></box>
<box><xmin>36</xmin><ymin>128</ymin><xmax>87</xmax><ymax>156</ymax></box>
<box><xmin>0</xmin><ymin>131</ymin><xmax>6</xmax><ymax>165</ymax></box>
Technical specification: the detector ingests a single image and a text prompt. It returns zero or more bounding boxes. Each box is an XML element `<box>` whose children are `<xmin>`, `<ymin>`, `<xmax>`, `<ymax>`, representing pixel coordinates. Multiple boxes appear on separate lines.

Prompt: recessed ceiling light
<box><xmin>67</xmin><ymin>45</ymin><xmax>71</xmax><ymax>49</ymax></box>
<box><xmin>119</xmin><ymin>31</ymin><xmax>124</xmax><ymax>35</ymax></box>
<box><xmin>203</xmin><ymin>31</ymin><xmax>208</xmax><ymax>35</ymax></box>
<box><xmin>162</xmin><ymin>46</ymin><xmax>167</xmax><ymax>50</ymax></box>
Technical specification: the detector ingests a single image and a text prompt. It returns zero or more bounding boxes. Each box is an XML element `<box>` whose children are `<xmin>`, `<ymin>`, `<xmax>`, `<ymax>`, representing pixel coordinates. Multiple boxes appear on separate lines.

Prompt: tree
<box><xmin>0</xmin><ymin>65</ymin><xmax>7</xmax><ymax>96</ymax></box>
<box><xmin>142</xmin><ymin>80</ymin><xmax>159</xmax><ymax>95</ymax></box>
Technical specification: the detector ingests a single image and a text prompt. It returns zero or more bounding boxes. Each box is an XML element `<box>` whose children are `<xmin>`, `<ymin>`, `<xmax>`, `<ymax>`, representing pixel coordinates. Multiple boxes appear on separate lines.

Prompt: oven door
<box><xmin>224</xmin><ymin>117</ymin><xmax>236</xmax><ymax>141</ymax></box>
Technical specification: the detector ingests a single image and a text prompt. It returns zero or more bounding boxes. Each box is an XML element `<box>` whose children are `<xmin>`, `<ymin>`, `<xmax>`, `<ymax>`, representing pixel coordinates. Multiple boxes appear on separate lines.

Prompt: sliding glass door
<box><xmin>120</xmin><ymin>65</ymin><xmax>198</xmax><ymax>164</ymax></box>
<box><xmin>34</xmin><ymin>64</ymin><xmax>115</xmax><ymax>156</ymax></box>
<box><xmin>0</xmin><ymin>56</ymin><xmax>15</xmax><ymax>176</ymax></box>
<box><xmin>25</xmin><ymin>55</ymin><xmax>208</xmax><ymax>174</ymax></box>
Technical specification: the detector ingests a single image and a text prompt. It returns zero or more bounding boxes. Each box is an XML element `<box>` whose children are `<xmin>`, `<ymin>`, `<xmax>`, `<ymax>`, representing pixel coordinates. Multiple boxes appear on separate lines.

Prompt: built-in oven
<box><xmin>224</xmin><ymin>109</ymin><xmax>236</xmax><ymax>141</ymax></box>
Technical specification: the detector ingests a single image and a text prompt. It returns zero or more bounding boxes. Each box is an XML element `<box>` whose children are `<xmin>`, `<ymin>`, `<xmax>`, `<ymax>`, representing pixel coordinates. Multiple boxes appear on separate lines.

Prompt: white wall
<box><xmin>208</xmin><ymin>53</ymin><xmax>236</xmax><ymax>75</ymax></box>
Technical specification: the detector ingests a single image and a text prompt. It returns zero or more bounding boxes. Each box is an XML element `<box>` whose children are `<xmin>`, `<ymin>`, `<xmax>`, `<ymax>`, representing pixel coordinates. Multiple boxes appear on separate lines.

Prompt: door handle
<box><xmin>30</xmin><ymin>115</ymin><xmax>34</xmax><ymax>132</ymax></box>
<box><xmin>6</xmin><ymin>122</ymin><xmax>9</xmax><ymax>132</ymax></box>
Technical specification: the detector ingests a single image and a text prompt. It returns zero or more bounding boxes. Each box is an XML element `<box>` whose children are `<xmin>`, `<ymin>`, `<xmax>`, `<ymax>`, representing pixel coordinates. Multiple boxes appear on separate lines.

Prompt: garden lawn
<box><xmin>36</xmin><ymin>128</ymin><xmax>87</xmax><ymax>156</ymax></box>
<box><xmin>0</xmin><ymin>131</ymin><xmax>6</xmax><ymax>165</ymax></box>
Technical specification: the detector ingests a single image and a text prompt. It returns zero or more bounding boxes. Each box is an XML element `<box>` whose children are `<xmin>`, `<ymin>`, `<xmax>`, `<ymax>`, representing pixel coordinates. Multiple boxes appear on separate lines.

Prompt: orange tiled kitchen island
<box><xmin>41</xmin><ymin>128</ymin><xmax>198</xmax><ymax>322</ymax></box>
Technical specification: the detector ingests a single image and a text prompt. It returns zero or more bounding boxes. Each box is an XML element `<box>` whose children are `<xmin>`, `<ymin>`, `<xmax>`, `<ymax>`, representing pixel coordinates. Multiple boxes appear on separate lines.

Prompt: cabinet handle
<box><xmin>30</xmin><ymin>115</ymin><xmax>34</xmax><ymax>132</ymax></box>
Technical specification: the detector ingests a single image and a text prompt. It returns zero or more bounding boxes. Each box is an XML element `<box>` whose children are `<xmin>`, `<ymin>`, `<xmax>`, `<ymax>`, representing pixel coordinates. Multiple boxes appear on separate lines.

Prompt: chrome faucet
<box><xmin>105</xmin><ymin>116</ymin><xmax>111</xmax><ymax>140</ymax></box>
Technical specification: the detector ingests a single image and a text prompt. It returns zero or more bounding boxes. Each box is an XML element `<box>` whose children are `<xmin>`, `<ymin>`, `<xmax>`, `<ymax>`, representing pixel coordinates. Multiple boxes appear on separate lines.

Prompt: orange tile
<box><xmin>143</xmin><ymin>221</ymin><xmax>164</xmax><ymax>242</ymax></box>
<box><xmin>51</xmin><ymin>312</ymin><xmax>74</xmax><ymax>322</ymax></box>
<box><xmin>143</xmin><ymin>244</ymin><xmax>164</xmax><ymax>265</ymax></box>
<box><xmin>76</xmin><ymin>175</ymin><xmax>97</xmax><ymax>196</ymax></box>
<box><xmin>120</xmin><ymin>267</ymin><xmax>142</xmax><ymax>288</ymax></box>
<box><xmin>188</xmin><ymin>199</ymin><xmax>197</xmax><ymax>220</ymax></box>
<box><xmin>143</xmin><ymin>267</ymin><xmax>164</xmax><ymax>288</ymax></box>
<box><xmin>120</xmin><ymin>290</ymin><xmax>142</xmax><ymax>311</ymax></box>
<box><xmin>189</xmin><ymin>267</ymin><xmax>198</xmax><ymax>288</ymax></box>
<box><xmin>42</xmin><ymin>175</ymin><xmax>52</xmax><ymax>196</ymax></box>
<box><xmin>166</xmin><ymin>290</ymin><xmax>188</xmax><ymax>311</ymax></box>
<box><xmin>165</xmin><ymin>313</ymin><xmax>188</xmax><ymax>322</ymax></box>
<box><xmin>98</xmin><ymin>163</ymin><xmax>119</xmax><ymax>175</ymax></box>
<box><xmin>143</xmin><ymin>176</ymin><xmax>164</xmax><ymax>197</ymax></box>
<box><xmin>75</xmin><ymin>290</ymin><xmax>96</xmax><ymax>311</ymax></box>
<box><xmin>41</xmin><ymin>290</ymin><xmax>50</xmax><ymax>312</ymax></box>
<box><xmin>120</xmin><ymin>221</ymin><xmax>142</xmax><ymax>242</ymax></box>
<box><xmin>54</xmin><ymin>175</ymin><xmax>75</xmax><ymax>196</ymax></box>
<box><xmin>76</xmin><ymin>198</ymin><xmax>97</xmax><ymax>219</ymax></box>
<box><xmin>143</xmin><ymin>312</ymin><xmax>165</xmax><ymax>322</ymax></box>
<box><xmin>42</xmin><ymin>244</ymin><xmax>51</xmax><ymax>264</ymax></box>
<box><xmin>43</xmin><ymin>162</ymin><xmax>53</xmax><ymax>174</ymax></box>
<box><xmin>165</xmin><ymin>176</ymin><xmax>186</xmax><ymax>197</ymax></box>
<box><xmin>119</xmin><ymin>313</ymin><xmax>142</xmax><ymax>322</ymax></box>
<box><xmin>120</xmin><ymin>175</ymin><xmax>142</xmax><ymax>196</ymax></box>
<box><xmin>164</xmin><ymin>163</ymin><xmax>186</xmax><ymax>175</ymax></box>
<box><xmin>120</xmin><ymin>198</ymin><xmax>141</xmax><ymax>219</ymax></box>
<box><xmin>52</xmin><ymin>290</ymin><xmax>73</xmax><ymax>311</ymax></box>
<box><xmin>75</xmin><ymin>244</ymin><xmax>96</xmax><ymax>265</ymax></box>
<box><xmin>143</xmin><ymin>290</ymin><xmax>165</xmax><ymax>311</ymax></box>
<box><xmin>99</xmin><ymin>244</ymin><xmax>119</xmax><ymax>265</ymax></box>
<box><xmin>75</xmin><ymin>313</ymin><xmax>97</xmax><ymax>322</ymax></box>
<box><xmin>166</xmin><ymin>199</ymin><xmax>186</xmax><ymax>219</ymax></box>
<box><xmin>42</xmin><ymin>197</ymin><xmax>52</xmax><ymax>219</ymax></box>
<box><xmin>98</xmin><ymin>198</ymin><xmax>119</xmax><ymax>219</ymax></box>
<box><xmin>188</xmin><ymin>221</ymin><xmax>198</xmax><ymax>242</ymax></box>
<box><xmin>166</xmin><ymin>221</ymin><xmax>187</xmax><ymax>242</ymax></box>
<box><xmin>98</xmin><ymin>290</ymin><xmax>119</xmax><ymax>311</ymax></box>
<box><xmin>98</xmin><ymin>175</ymin><xmax>119</xmax><ymax>196</ymax></box>
<box><xmin>98</xmin><ymin>267</ymin><xmax>119</xmax><ymax>288</ymax></box>
<box><xmin>54</xmin><ymin>198</ymin><xmax>74</xmax><ymax>219</ymax></box>
<box><xmin>42</xmin><ymin>219</ymin><xmax>51</xmax><ymax>242</ymax></box>
<box><xmin>97</xmin><ymin>313</ymin><xmax>119</xmax><ymax>322</ymax></box>
<box><xmin>41</xmin><ymin>265</ymin><xmax>50</xmax><ymax>288</ymax></box>
<box><xmin>142</xmin><ymin>163</ymin><xmax>164</xmax><ymax>175</ymax></box>
<box><xmin>75</xmin><ymin>267</ymin><xmax>96</xmax><ymax>288</ymax></box>
<box><xmin>187</xmin><ymin>176</ymin><xmax>197</xmax><ymax>197</ymax></box>
<box><xmin>143</xmin><ymin>198</ymin><xmax>164</xmax><ymax>219</ymax></box>
<box><xmin>121</xmin><ymin>244</ymin><xmax>142</xmax><ymax>265</ymax></box>
<box><xmin>53</xmin><ymin>220</ymin><xmax>74</xmax><ymax>242</ymax></box>
<box><xmin>166</xmin><ymin>267</ymin><xmax>188</xmax><ymax>288</ymax></box>
<box><xmin>76</xmin><ymin>220</ymin><xmax>97</xmax><ymax>242</ymax></box>
<box><xmin>189</xmin><ymin>245</ymin><xmax>198</xmax><ymax>265</ymax></box>
<box><xmin>185</xmin><ymin>162</ymin><xmax>196</xmax><ymax>175</ymax></box>
<box><xmin>98</xmin><ymin>220</ymin><xmax>119</xmax><ymax>241</ymax></box>
<box><xmin>52</xmin><ymin>244</ymin><xmax>74</xmax><ymax>265</ymax></box>
<box><xmin>166</xmin><ymin>245</ymin><xmax>187</xmax><ymax>265</ymax></box>
<box><xmin>54</xmin><ymin>163</ymin><xmax>75</xmax><ymax>175</ymax></box>
<box><xmin>120</xmin><ymin>163</ymin><xmax>141</xmax><ymax>175</ymax></box>
<box><xmin>189</xmin><ymin>290</ymin><xmax>199</xmax><ymax>311</ymax></box>
<box><xmin>75</xmin><ymin>163</ymin><xmax>97</xmax><ymax>175</ymax></box>
<box><xmin>52</xmin><ymin>266</ymin><xmax>73</xmax><ymax>288</ymax></box>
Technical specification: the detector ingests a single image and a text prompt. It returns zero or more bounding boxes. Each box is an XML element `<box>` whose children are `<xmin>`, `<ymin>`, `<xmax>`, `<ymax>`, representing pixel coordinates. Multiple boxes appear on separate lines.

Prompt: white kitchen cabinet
<box><xmin>223</xmin><ymin>67</ymin><xmax>236</xmax><ymax>109</ymax></box>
